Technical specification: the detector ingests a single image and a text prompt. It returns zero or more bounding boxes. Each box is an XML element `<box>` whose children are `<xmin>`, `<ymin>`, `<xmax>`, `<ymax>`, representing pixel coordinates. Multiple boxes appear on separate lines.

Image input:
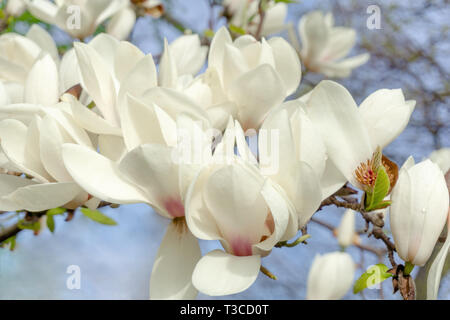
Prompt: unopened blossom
<box><xmin>206</xmin><ymin>26</ymin><xmax>301</xmax><ymax>130</ymax></box>
<box><xmin>25</xmin><ymin>0</ymin><xmax>128</xmax><ymax>39</ymax></box>
<box><xmin>296</xmin><ymin>11</ymin><xmax>369</xmax><ymax>78</ymax></box>
<box><xmin>306</xmin><ymin>252</ymin><xmax>355</xmax><ymax>300</ymax></box>
<box><xmin>336</xmin><ymin>209</ymin><xmax>356</xmax><ymax>248</ymax></box>
<box><xmin>428</xmin><ymin>148</ymin><xmax>450</xmax><ymax>174</ymax></box>
<box><xmin>390</xmin><ymin>157</ymin><xmax>449</xmax><ymax>266</ymax></box>
<box><xmin>5</xmin><ymin>0</ymin><xmax>26</xmax><ymax>17</ymax></box>
<box><xmin>107</xmin><ymin>0</ymin><xmax>164</xmax><ymax>40</ymax></box>
<box><xmin>427</xmin><ymin>211</ymin><xmax>450</xmax><ymax>300</ymax></box>
<box><xmin>186</xmin><ymin>121</ymin><xmax>292</xmax><ymax>296</ymax></box>
<box><xmin>223</xmin><ymin>0</ymin><xmax>287</xmax><ymax>36</ymax></box>
<box><xmin>305</xmin><ymin>81</ymin><xmax>415</xmax><ymax>197</ymax></box>
<box><xmin>62</xmin><ymin>114</ymin><xmax>213</xmax><ymax>299</ymax></box>
<box><xmin>258</xmin><ymin>100</ymin><xmax>326</xmax><ymax>227</ymax></box>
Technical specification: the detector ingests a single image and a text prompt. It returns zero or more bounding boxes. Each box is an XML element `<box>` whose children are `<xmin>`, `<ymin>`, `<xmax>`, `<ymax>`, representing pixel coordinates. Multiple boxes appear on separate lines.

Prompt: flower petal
<box><xmin>74</xmin><ymin>42</ymin><xmax>119</xmax><ymax>126</ymax></box>
<box><xmin>106</xmin><ymin>6</ymin><xmax>136</xmax><ymax>41</ymax></box>
<box><xmin>150</xmin><ymin>220</ymin><xmax>201</xmax><ymax>300</ymax></box>
<box><xmin>170</xmin><ymin>34</ymin><xmax>207</xmax><ymax>76</ymax></box>
<box><xmin>268</xmin><ymin>37</ymin><xmax>301</xmax><ymax>96</ymax></box>
<box><xmin>122</xmin><ymin>94</ymin><xmax>177</xmax><ymax>151</ymax></box>
<box><xmin>117</xmin><ymin>54</ymin><xmax>158</xmax><ymax>108</ymax></box>
<box><xmin>98</xmin><ymin>134</ymin><xmax>126</xmax><ymax>161</ymax></box>
<box><xmin>427</xmin><ymin>214</ymin><xmax>450</xmax><ymax>300</ymax></box>
<box><xmin>192</xmin><ymin>250</ymin><xmax>261</xmax><ymax>296</ymax></box>
<box><xmin>158</xmin><ymin>39</ymin><xmax>178</xmax><ymax>88</ymax></box>
<box><xmin>26</xmin><ymin>24</ymin><xmax>59</xmax><ymax>65</ymax></box>
<box><xmin>299</xmin><ymin>11</ymin><xmax>328</xmax><ymax>64</ymax></box>
<box><xmin>63</xmin><ymin>94</ymin><xmax>122</xmax><ymax>135</ymax></box>
<box><xmin>230</xmin><ymin>64</ymin><xmax>285</xmax><ymax>130</ymax></box>
<box><xmin>320</xmin><ymin>159</ymin><xmax>347</xmax><ymax>199</ymax></box>
<box><xmin>320</xmin><ymin>53</ymin><xmax>369</xmax><ymax>78</ymax></box>
<box><xmin>62</xmin><ymin>143</ymin><xmax>148</xmax><ymax>204</ymax></box>
<box><xmin>185</xmin><ymin>165</ymin><xmax>223</xmax><ymax>241</ymax></box>
<box><xmin>114</xmin><ymin>41</ymin><xmax>144</xmax><ymax>83</ymax></box>
<box><xmin>359</xmin><ymin>89</ymin><xmax>415</xmax><ymax>148</ymax></box>
<box><xmin>0</xmin><ymin>179</ymin><xmax>82</xmax><ymax>212</ymax></box>
<box><xmin>142</xmin><ymin>87</ymin><xmax>210</xmax><ymax>127</ymax></box>
<box><xmin>208</xmin><ymin>26</ymin><xmax>232</xmax><ymax>79</ymax></box>
<box><xmin>203</xmin><ymin>161</ymin><xmax>268</xmax><ymax>248</ymax></box>
<box><xmin>305</xmin><ymin>80</ymin><xmax>373</xmax><ymax>185</ymax></box>
<box><xmin>0</xmin><ymin>118</ymin><xmax>51</xmax><ymax>182</ymax></box>
<box><xmin>118</xmin><ymin>144</ymin><xmax>181</xmax><ymax>218</ymax></box>
<box><xmin>24</xmin><ymin>54</ymin><xmax>59</xmax><ymax>105</ymax></box>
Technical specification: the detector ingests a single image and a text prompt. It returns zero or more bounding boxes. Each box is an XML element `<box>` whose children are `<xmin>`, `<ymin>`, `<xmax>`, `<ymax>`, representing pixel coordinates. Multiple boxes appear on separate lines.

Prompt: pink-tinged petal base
<box><xmin>230</xmin><ymin>237</ymin><xmax>253</xmax><ymax>257</ymax></box>
<box><xmin>164</xmin><ymin>197</ymin><xmax>185</xmax><ymax>218</ymax></box>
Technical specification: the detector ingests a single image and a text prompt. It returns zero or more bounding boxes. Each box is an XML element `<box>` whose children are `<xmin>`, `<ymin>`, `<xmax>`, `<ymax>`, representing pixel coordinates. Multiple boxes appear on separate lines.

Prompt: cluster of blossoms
<box><xmin>0</xmin><ymin>0</ymin><xmax>449</xmax><ymax>300</ymax></box>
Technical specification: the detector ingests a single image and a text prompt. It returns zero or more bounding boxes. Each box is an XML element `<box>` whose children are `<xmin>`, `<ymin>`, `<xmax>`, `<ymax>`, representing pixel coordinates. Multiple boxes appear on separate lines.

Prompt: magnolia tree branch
<box><xmin>310</xmin><ymin>217</ymin><xmax>387</xmax><ymax>258</ymax></box>
<box><xmin>0</xmin><ymin>201</ymin><xmax>117</xmax><ymax>244</ymax></box>
<box><xmin>254</xmin><ymin>0</ymin><xmax>266</xmax><ymax>40</ymax></box>
<box><xmin>315</xmin><ymin>186</ymin><xmax>418</xmax><ymax>300</ymax></box>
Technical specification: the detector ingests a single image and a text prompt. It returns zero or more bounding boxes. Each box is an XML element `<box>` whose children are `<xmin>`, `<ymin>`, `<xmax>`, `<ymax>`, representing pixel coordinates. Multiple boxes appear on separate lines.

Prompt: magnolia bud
<box><xmin>428</xmin><ymin>148</ymin><xmax>450</xmax><ymax>175</ymax></box>
<box><xmin>6</xmin><ymin>0</ymin><xmax>26</xmax><ymax>17</ymax></box>
<box><xmin>337</xmin><ymin>209</ymin><xmax>355</xmax><ymax>248</ymax></box>
<box><xmin>306</xmin><ymin>252</ymin><xmax>355</xmax><ymax>300</ymax></box>
<box><xmin>390</xmin><ymin>158</ymin><xmax>449</xmax><ymax>266</ymax></box>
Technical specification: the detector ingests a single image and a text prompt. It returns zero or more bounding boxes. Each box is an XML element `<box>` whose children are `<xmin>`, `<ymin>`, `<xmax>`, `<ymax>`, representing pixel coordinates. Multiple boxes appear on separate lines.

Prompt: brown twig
<box><xmin>254</xmin><ymin>0</ymin><xmax>266</xmax><ymax>40</ymax></box>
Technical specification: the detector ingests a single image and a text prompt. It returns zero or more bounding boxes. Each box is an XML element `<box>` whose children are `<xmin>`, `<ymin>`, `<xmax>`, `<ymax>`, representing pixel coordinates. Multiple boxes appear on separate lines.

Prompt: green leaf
<box><xmin>47</xmin><ymin>214</ymin><xmax>55</xmax><ymax>233</ymax></box>
<box><xmin>229</xmin><ymin>24</ymin><xmax>246</xmax><ymax>35</ymax></box>
<box><xmin>204</xmin><ymin>29</ymin><xmax>215</xmax><ymax>38</ymax></box>
<box><xmin>274</xmin><ymin>0</ymin><xmax>297</xmax><ymax>3</ymax></box>
<box><xmin>81</xmin><ymin>208</ymin><xmax>117</xmax><ymax>226</ymax></box>
<box><xmin>353</xmin><ymin>263</ymin><xmax>393</xmax><ymax>294</ymax></box>
<box><xmin>47</xmin><ymin>207</ymin><xmax>67</xmax><ymax>216</ymax></box>
<box><xmin>45</xmin><ymin>207</ymin><xmax>66</xmax><ymax>233</ymax></box>
<box><xmin>2</xmin><ymin>235</ymin><xmax>16</xmax><ymax>251</ymax></box>
<box><xmin>368</xmin><ymin>200</ymin><xmax>392</xmax><ymax>211</ymax></box>
<box><xmin>17</xmin><ymin>219</ymin><xmax>40</xmax><ymax>231</ymax></box>
<box><xmin>365</xmin><ymin>166</ymin><xmax>390</xmax><ymax>211</ymax></box>
<box><xmin>15</xmin><ymin>11</ymin><xmax>41</xmax><ymax>24</ymax></box>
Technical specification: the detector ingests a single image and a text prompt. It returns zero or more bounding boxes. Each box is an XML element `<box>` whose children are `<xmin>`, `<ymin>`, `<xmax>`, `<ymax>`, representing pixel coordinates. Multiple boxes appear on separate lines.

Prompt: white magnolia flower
<box><xmin>185</xmin><ymin>126</ymin><xmax>291</xmax><ymax>295</ymax></box>
<box><xmin>158</xmin><ymin>34</ymin><xmax>208</xmax><ymax>87</ymax></box>
<box><xmin>106</xmin><ymin>0</ymin><xmax>164</xmax><ymax>40</ymax></box>
<box><xmin>336</xmin><ymin>209</ymin><xmax>356</xmax><ymax>248</ymax></box>
<box><xmin>25</xmin><ymin>0</ymin><xmax>128</xmax><ymax>39</ymax></box>
<box><xmin>304</xmin><ymin>81</ymin><xmax>415</xmax><ymax>197</ymax></box>
<box><xmin>428</xmin><ymin>148</ymin><xmax>450</xmax><ymax>174</ymax></box>
<box><xmin>5</xmin><ymin>0</ymin><xmax>26</xmax><ymax>17</ymax></box>
<box><xmin>0</xmin><ymin>104</ymin><xmax>95</xmax><ymax>211</ymax></box>
<box><xmin>297</xmin><ymin>11</ymin><xmax>369</xmax><ymax>78</ymax></box>
<box><xmin>259</xmin><ymin>100</ymin><xmax>326</xmax><ymax>227</ymax></box>
<box><xmin>223</xmin><ymin>0</ymin><xmax>287</xmax><ymax>36</ymax></box>
<box><xmin>206</xmin><ymin>26</ymin><xmax>301</xmax><ymax>130</ymax></box>
<box><xmin>390</xmin><ymin>157</ymin><xmax>449</xmax><ymax>266</ymax></box>
<box><xmin>62</xmin><ymin>114</ymin><xmax>213</xmax><ymax>299</ymax></box>
<box><xmin>72</xmin><ymin>33</ymin><xmax>210</xmax><ymax>162</ymax></box>
<box><xmin>306</xmin><ymin>251</ymin><xmax>355</xmax><ymax>300</ymax></box>
<box><xmin>0</xmin><ymin>25</ymin><xmax>59</xmax><ymax>104</ymax></box>
<box><xmin>71</xmin><ymin>34</ymin><xmax>155</xmax><ymax>159</ymax></box>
